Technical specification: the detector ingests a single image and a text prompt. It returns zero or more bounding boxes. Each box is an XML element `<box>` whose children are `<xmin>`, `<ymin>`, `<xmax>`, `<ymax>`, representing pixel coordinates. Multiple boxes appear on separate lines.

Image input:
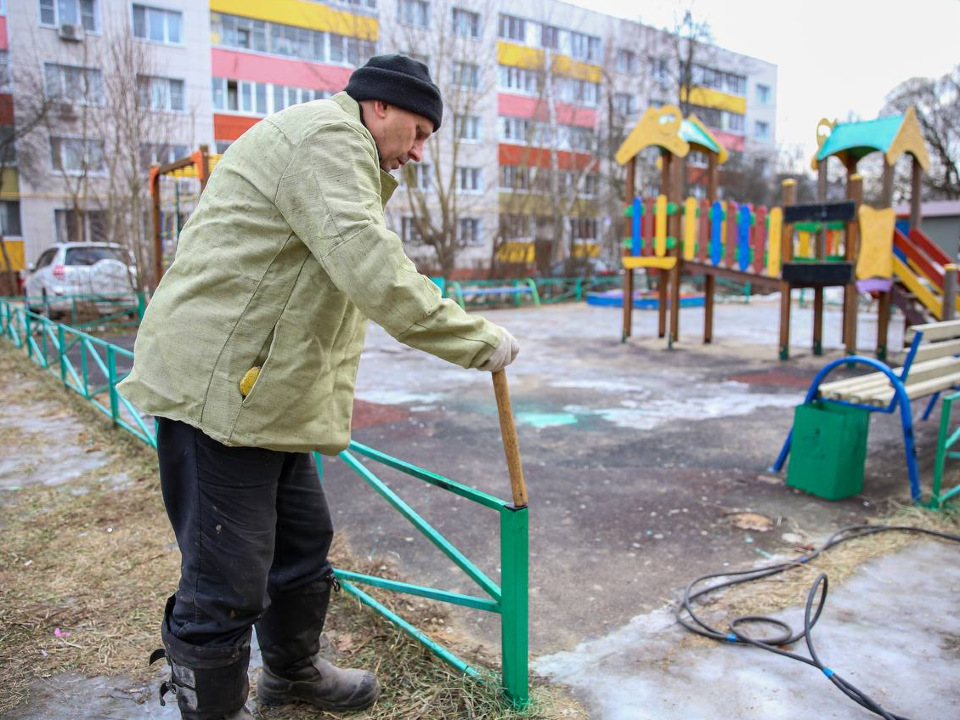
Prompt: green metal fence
<box><xmin>445</xmin><ymin>275</ymin><xmax>623</xmax><ymax>309</ymax></box>
<box><xmin>0</xmin><ymin>295</ymin><xmax>530</xmax><ymax>707</ymax></box>
<box><xmin>932</xmin><ymin>389</ymin><xmax>960</xmax><ymax>510</ymax></box>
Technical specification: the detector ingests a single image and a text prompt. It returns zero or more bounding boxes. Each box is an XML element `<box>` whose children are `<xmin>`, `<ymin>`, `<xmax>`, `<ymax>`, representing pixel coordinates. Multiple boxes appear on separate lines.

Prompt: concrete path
<box><xmin>535</xmin><ymin>540</ymin><xmax>960</xmax><ymax>719</ymax></box>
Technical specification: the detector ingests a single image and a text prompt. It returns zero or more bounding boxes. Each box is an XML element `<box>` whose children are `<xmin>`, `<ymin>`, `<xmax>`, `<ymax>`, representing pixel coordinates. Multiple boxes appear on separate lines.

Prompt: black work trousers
<box><xmin>156</xmin><ymin>417</ymin><xmax>334</xmax><ymax>648</ymax></box>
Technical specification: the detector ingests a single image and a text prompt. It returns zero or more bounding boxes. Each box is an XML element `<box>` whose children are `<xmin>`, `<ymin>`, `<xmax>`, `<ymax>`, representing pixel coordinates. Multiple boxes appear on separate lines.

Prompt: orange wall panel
<box><xmin>214</xmin><ymin>113</ymin><xmax>261</xmax><ymax>142</ymax></box>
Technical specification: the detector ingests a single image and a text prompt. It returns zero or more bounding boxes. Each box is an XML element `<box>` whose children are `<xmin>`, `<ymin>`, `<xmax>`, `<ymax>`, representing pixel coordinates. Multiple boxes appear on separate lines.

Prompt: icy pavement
<box><xmin>535</xmin><ymin>541</ymin><xmax>960</xmax><ymax>719</ymax></box>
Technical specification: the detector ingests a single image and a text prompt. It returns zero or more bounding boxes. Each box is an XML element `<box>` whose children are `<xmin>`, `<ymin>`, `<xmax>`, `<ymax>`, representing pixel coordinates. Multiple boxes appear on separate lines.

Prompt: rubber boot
<box><xmin>255</xmin><ymin>572</ymin><xmax>380</xmax><ymax>712</ymax></box>
<box><xmin>150</xmin><ymin>596</ymin><xmax>255</xmax><ymax>720</ymax></box>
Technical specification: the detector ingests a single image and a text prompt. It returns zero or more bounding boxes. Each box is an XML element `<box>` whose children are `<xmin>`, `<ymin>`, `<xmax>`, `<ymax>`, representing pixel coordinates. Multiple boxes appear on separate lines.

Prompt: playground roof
<box><xmin>615</xmin><ymin>105</ymin><xmax>728</xmax><ymax>166</ymax></box>
<box><xmin>812</xmin><ymin>106</ymin><xmax>930</xmax><ymax>171</ymax></box>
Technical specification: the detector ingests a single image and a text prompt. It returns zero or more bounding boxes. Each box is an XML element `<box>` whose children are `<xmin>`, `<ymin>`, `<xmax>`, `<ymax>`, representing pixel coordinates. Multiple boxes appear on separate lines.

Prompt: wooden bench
<box><xmin>772</xmin><ymin>319</ymin><xmax>960</xmax><ymax>502</ymax></box>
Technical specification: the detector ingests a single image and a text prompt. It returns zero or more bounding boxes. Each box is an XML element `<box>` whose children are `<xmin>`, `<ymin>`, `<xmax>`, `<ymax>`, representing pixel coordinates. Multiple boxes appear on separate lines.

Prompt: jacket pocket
<box><xmin>240</xmin><ymin>322</ymin><xmax>280</xmax><ymax>408</ymax></box>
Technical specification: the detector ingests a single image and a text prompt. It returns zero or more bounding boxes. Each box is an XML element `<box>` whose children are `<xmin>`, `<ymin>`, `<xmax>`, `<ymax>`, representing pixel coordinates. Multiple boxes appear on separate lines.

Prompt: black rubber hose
<box><xmin>675</xmin><ymin>524</ymin><xmax>960</xmax><ymax>718</ymax></box>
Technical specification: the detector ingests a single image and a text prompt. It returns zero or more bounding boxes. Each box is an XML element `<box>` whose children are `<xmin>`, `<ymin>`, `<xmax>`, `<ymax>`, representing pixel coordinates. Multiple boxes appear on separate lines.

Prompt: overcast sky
<box><xmin>565</xmin><ymin>0</ymin><xmax>960</xmax><ymax>158</ymax></box>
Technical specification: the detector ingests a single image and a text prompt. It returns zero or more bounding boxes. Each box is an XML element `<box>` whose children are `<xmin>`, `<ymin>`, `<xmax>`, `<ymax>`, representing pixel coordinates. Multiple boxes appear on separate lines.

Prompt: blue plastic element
<box><xmin>771</xmin><ymin>347</ymin><xmax>923</xmax><ymax>503</ymax></box>
<box><xmin>710</xmin><ymin>201</ymin><xmax>723</xmax><ymax>266</ymax></box>
<box><xmin>632</xmin><ymin>197</ymin><xmax>642</xmax><ymax>256</ymax></box>
<box><xmin>727</xmin><ymin>634</ymin><xmax>738</xmax><ymax>642</ymax></box>
<box><xmin>823</xmin><ymin>668</ymin><xmax>834</xmax><ymax>677</ymax></box>
<box><xmin>738</xmin><ymin>205</ymin><xmax>752</xmax><ymax>272</ymax></box>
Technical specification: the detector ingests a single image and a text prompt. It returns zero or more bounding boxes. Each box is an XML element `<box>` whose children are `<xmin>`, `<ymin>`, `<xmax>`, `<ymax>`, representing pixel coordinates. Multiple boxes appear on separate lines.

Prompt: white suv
<box><xmin>25</xmin><ymin>243</ymin><xmax>136</xmax><ymax>312</ymax></box>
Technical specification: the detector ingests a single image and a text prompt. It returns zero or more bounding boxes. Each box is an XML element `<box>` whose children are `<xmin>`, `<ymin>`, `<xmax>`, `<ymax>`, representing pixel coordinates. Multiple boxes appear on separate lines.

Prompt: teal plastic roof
<box><xmin>816</xmin><ymin>115</ymin><xmax>904</xmax><ymax>162</ymax></box>
<box><xmin>679</xmin><ymin>119</ymin><xmax>721</xmax><ymax>155</ymax></box>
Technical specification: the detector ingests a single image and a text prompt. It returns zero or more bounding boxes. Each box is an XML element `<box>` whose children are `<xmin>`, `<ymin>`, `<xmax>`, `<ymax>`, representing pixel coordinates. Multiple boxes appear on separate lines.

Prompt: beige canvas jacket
<box><xmin>119</xmin><ymin>93</ymin><xmax>500</xmax><ymax>453</ymax></box>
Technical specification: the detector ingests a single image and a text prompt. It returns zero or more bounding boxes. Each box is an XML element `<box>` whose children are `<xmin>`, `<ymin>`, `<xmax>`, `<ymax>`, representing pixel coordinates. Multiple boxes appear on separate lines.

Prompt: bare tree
<box><xmin>386</xmin><ymin>0</ymin><xmax>496</xmax><ymax>277</ymax></box>
<box><xmin>100</xmin><ymin>16</ymin><xmax>183</xmax><ymax>292</ymax></box>
<box><xmin>883</xmin><ymin>64</ymin><xmax>960</xmax><ymax>200</ymax></box>
<box><xmin>0</xmin><ymin>35</ymin><xmax>55</xmax><ymax>294</ymax></box>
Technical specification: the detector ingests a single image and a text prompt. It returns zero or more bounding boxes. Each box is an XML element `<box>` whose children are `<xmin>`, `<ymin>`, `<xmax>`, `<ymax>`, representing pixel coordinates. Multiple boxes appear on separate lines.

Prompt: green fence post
<box><xmin>499</xmin><ymin>504</ymin><xmax>529</xmax><ymax>708</ymax></box>
<box><xmin>24</xmin><ymin>310</ymin><xmax>32</xmax><ymax>360</ymax></box>
<box><xmin>58</xmin><ymin>324</ymin><xmax>66</xmax><ymax>384</ymax></box>
<box><xmin>80</xmin><ymin>337</ymin><xmax>89</xmax><ymax>398</ymax></box>
<box><xmin>137</xmin><ymin>291</ymin><xmax>146</xmax><ymax>322</ymax></box>
<box><xmin>107</xmin><ymin>344</ymin><xmax>119</xmax><ymax>426</ymax></box>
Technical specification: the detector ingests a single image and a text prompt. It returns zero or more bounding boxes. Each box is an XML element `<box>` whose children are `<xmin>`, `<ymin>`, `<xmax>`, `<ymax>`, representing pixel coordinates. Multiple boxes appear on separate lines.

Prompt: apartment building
<box><xmin>0</xmin><ymin>0</ymin><xmax>777</xmax><ymax>278</ymax></box>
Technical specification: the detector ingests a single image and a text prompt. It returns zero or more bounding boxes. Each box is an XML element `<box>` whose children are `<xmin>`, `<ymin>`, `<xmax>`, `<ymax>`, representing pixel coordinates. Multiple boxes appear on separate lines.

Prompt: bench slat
<box><xmin>858</xmin><ymin>371</ymin><xmax>960</xmax><ymax>406</ymax></box>
<box><xmin>911</xmin><ymin>338</ymin><xmax>960</xmax><ymax>363</ymax></box>
<box><xmin>821</xmin><ymin>356</ymin><xmax>960</xmax><ymax>402</ymax></box>
<box><xmin>906</xmin><ymin>319</ymin><xmax>960</xmax><ymax>343</ymax></box>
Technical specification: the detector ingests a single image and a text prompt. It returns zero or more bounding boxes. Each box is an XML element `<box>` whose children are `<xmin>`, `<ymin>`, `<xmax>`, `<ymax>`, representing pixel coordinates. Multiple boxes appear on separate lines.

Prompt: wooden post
<box><xmin>658</xmin><ymin>152</ymin><xmax>672</xmax><ymax>339</ymax></box>
<box><xmin>877</xmin><ymin>291</ymin><xmax>892</xmax><ymax>361</ymax></box>
<box><xmin>199</xmin><ymin>144</ymin><xmax>211</xmax><ymax>192</ymax></box>
<box><xmin>622</xmin><ymin>268</ymin><xmax>633</xmax><ymax>342</ymax></box>
<box><xmin>811</xmin><ymin>161</ymin><xmax>830</xmax><ymax>356</ymax></box>
<box><xmin>151</xmin><ymin>165</ymin><xmax>163</xmax><ymax>290</ymax></box>
<box><xmin>844</xmin><ymin>174</ymin><xmax>862</xmax><ymax>356</ymax></box>
<box><xmin>707</xmin><ymin>153</ymin><xmax>718</xmax><ymax>203</ymax></box>
<box><xmin>910</xmin><ymin>156</ymin><xmax>923</xmax><ymax>230</ymax></box>
<box><xmin>779</xmin><ymin>179</ymin><xmax>797</xmax><ymax>360</ymax></box>
<box><xmin>944</xmin><ymin>264</ymin><xmax>958</xmax><ymax>322</ymax></box>
<box><xmin>704</xmin><ymin>274</ymin><xmax>715</xmax><ymax>343</ymax></box>
<box><xmin>668</xmin><ymin>152</ymin><xmax>682</xmax><ymax>345</ymax></box>
<box><xmin>492</xmin><ymin>371</ymin><xmax>528</xmax><ymax>508</ymax></box>
<box><xmin>881</xmin><ymin>159</ymin><xmax>894</xmax><ymax>209</ymax></box>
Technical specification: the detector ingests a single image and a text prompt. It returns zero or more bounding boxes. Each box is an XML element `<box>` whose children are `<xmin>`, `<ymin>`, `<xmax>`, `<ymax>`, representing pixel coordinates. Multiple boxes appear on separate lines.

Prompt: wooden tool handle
<box><xmin>492</xmin><ymin>370</ymin><xmax>528</xmax><ymax>508</ymax></box>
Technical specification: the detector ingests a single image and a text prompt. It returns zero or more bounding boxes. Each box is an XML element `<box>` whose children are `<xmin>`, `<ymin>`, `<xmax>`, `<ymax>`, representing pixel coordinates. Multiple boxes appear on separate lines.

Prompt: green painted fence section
<box><xmin>0</xmin><ymin>295</ymin><xmax>530</xmax><ymax>707</ymax></box>
<box><xmin>446</xmin><ymin>275</ymin><xmax>623</xmax><ymax>309</ymax></box>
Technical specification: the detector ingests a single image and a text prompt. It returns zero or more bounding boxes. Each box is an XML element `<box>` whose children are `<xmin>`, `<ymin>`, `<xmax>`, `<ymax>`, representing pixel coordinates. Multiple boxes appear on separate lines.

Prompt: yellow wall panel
<box><xmin>210</xmin><ymin>0</ymin><xmax>378</xmax><ymax>40</ymax></box>
<box><xmin>680</xmin><ymin>86</ymin><xmax>746</xmax><ymax>115</ymax></box>
<box><xmin>497</xmin><ymin>41</ymin><xmax>602</xmax><ymax>83</ymax></box>
<box><xmin>0</xmin><ymin>168</ymin><xmax>19</xmax><ymax>199</ymax></box>
<box><xmin>0</xmin><ymin>239</ymin><xmax>25</xmax><ymax>271</ymax></box>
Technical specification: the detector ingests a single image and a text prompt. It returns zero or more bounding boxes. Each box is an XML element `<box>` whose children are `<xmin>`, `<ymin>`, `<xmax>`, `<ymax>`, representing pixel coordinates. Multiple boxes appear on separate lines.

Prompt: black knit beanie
<box><xmin>345</xmin><ymin>54</ymin><xmax>443</xmax><ymax>131</ymax></box>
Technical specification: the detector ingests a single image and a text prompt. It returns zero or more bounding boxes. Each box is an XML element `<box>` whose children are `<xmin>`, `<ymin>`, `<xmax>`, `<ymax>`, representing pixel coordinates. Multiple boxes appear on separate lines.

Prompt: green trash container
<box><xmin>787</xmin><ymin>401</ymin><xmax>870</xmax><ymax>500</ymax></box>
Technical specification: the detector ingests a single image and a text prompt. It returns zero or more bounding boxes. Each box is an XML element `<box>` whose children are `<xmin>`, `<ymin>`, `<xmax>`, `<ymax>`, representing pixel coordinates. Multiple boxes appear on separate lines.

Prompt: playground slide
<box><xmin>891</xmin><ymin>228</ymin><xmax>957</xmax><ymax>322</ymax></box>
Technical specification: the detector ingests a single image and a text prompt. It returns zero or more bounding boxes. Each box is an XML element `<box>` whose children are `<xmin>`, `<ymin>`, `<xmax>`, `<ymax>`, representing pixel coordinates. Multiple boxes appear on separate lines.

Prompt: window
<box><xmin>0</xmin><ymin>201</ymin><xmax>21</xmax><ymax>237</ymax></box>
<box><xmin>50</xmin><ymin>137</ymin><xmax>106</xmax><ymax>175</ymax></box>
<box><xmin>215</xmin><ymin>140</ymin><xmax>232</xmax><ymax>154</ymax></box>
<box><xmin>499</xmin><ymin>165</ymin><xmax>529</xmax><ymax>191</ymax></box>
<box><xmin>541</xmin><ymin>24</ymin><xmax>559</xmax><ymax>49</ymax></box>
<box><xmin>401</xmin><ymin>163</ymin><xmax>432</xmax><ymax>191</ymax></box>
<box><xmin>570</xmin><ymin>217</ymin><xmax>598</xmax><ymax>241</ymax></box>
<box><xmin>499</xmin><ymin>214</ymin><xmax>530</xmax><ymax>240</ymax></box>
<box><xmin>725</xmin><ymin>72</ymin><xmax>747</xmax><ymax>95</ymax></box>
<box><xmin>65</xmin><ymin>246</ymin><xmax>125</xmax><ymax>265</ymax></box>
<box><xmin>44</xmin><ymin>64</ymin><xmax>104</xmax><ymax>106</ymax></box>
<box><xmin>649</xmin><ymin>56</ymin><xmax>670</xmax><ymax>85</ymax></box>
<box><xmin>499</xmin><ymin>116</ymin><xmax>531</xmax><ymax>143</ymax></box>
<box><xmin>54</xmin><ymin>209</ymin><xmax>107</xmax><ymax>244</ymax></box>
<box><xmin>726</xmin><ymin>112</ymin><xmax>744</xmax><ymax>133</ymax></box>
<box><xmin>0</xmin><ymin>127</ymin><xmax>16</xmax><ymax>167</ymax></box>
<box><xmin>687</xmin><ymin>150</ymin><xmax>708</xmax><ymax>168</ymax></box>
<box><xmin>616</xmin><ymin>49</ymin><xmax>637</xmax><ymax>74</ymax></box>
<box><xmin>40</xmin><ymin>0</ymin><xmax>99</xmax><ymax>31</ymax></box>
<box><xmin>452</xmin><ymin>62</ymin><xmax>479</xmax><ymax>88</ymax></box>
<box><xmin>138</xmin><ymin>76</ymin><xmax>185</xmax><ymax>111</ymax></box>
<box><xmin>400</xmin><ymin>216</ymin><xmax>423</xmax><ymax>243</ymax></box>
<box><xmin>582</xmin><ymin>174</ymin><xmax>599</xmax><ymax>197</ymax></box>
<box><xmin>456</xmin><ymin>166</ymin><xmax>482</xmax><ymax>192</ymax></box>
<box><xmin>0</xmin><ymin>51</ymin><xmax>10</xmax><ymax>92</ymax></box>
<box><xmin>139</xmin><ymin>143</ymin><xmax>189</xmax><ymax>167</ymax></box>
<box><xmin>132</xmin><ymin>5</ymin><xmax>181</xmax><ymax>44</ymax></box>
<box><xmin>689</xmin><ymin>104</ymin><xmax>722</xmax><ymax>129</ymax></box>
<box><xmin>36</xmin><ymin>248</ymin><xmax>58</xmax><ymax>270</ymax></box>
<box><xmin>398</xmin><ymin>0</ymin><xmax>430</xmax><ymax>28</ymax></box>
<box><xmin>613</xmin><ymin>93</ymin><xmax>636</xmax><ymax>117</ymax></box>
<box><xmin>458</xmin><ymin>218</ymin><xmax>481</xmax><ymax>245</ymax></box>
<box><xmin>559</xmin><ymin>78</ymin><xmax>598</xmax><ymax>107</ymax></box>
<box><xmin>452</xmin><ymin>8</ymin><xmax>480</xmax><ymax>38</ymax></box>
<box><xmin>755</xmin><ymin>120</ymin><xmax>770</xmax><ymax>139</ymax></box>
<box><xmin>498</xmin><ymin>65</ymin><xmax>538</xmax><ymax>94</ymax></box>
<box><xmin>570</xmin><ymin>32</ymin><xmax>600</xmax><ymax>62</ymax></box>
<box><xmin>498</xmin><ymin>14</ymin><xmax>525</xmax><ymax>41</ymax></box>
<box><xmin>756</xmin><ymin>83</ymin><xmax>771</xmax><ymax>104</ymax></box>
<box><xmin>455</xmin><ymin>114</ymin><xmax>481</xmax><ymax>141</ymax></box>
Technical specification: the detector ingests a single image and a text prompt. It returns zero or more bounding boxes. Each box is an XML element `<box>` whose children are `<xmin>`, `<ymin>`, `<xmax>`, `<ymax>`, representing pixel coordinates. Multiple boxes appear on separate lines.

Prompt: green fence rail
<box><xmin>445</xmin><ymin>275</ymin><xmax>623</xmax><ymax>309</ymax></box>
<box><xmin>932</xmin><ymin>389</ymin><xmax>960</xmax><ymax>510</ymax></box>
<box><xmin>0</xmin><ymin>295</ymin><xmax>530</xmax><ymax>707</ymax></box>
<box><xmin>18</xmin><ymin>292</ymin><xmax>148</xmax><ymax>330</ymax></box>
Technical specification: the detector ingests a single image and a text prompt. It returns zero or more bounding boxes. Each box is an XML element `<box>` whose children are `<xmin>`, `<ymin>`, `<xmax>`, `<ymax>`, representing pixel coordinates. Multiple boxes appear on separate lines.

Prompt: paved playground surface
<box><xmin>5</xmin><ymin>297</ymin><xmax>960</xmax><ymax>718</ymax></box>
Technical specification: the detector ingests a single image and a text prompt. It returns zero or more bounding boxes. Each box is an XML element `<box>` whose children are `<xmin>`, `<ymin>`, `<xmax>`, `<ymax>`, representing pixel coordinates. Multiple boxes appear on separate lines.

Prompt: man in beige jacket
<box><xmin>121</xmin><ymin>55</ymin><xmax>518</xmax><ymax>719</ymax></box>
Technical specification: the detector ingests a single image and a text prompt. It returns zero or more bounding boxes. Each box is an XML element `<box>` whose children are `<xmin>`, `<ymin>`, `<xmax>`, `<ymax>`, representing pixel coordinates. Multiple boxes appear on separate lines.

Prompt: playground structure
<box><xmin>615</xmin><ymin>105</ymin><xmax>955</xmax><ymax>360</ymax></box>
<box><xmin>148</xmin><ymin>145</ymin><xmax>222</xmax><ymax>286</ymax></box>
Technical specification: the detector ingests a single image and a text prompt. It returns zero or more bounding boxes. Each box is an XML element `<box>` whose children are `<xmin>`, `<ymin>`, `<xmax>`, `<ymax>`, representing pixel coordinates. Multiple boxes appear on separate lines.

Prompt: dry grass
<box><xmin>0</xmin><ymin>343</ymin><xmax>585</xmax><ymax>718</ymax></box>
<box><xmin>689</xmin><ymin>505</ymin><xmax>960</xmax><ymax>626</ymax></box>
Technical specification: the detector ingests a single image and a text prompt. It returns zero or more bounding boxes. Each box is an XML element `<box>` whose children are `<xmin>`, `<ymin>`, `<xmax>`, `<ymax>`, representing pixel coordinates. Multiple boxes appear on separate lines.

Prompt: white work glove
<box><xmin>478</xmin><ymin>327</ymin><xmax>520</xmax><ymax>372</ymax></box>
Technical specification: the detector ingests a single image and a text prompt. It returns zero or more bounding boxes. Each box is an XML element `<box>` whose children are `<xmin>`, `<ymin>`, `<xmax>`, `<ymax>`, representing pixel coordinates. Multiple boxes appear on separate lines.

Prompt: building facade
<box><xmin>0</xmin><ymin>0</ymin><xmax>777</xmax><ymax>279</ymax></box>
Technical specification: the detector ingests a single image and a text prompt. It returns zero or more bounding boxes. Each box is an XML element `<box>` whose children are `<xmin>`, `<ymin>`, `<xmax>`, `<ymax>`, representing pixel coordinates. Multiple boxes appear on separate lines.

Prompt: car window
<box><xmin>35</xmin><ymin>249</ymin><xmax>58</xmax><ymax>269</ymax></box>
<box><xmin>64</xmin><ymin>247</ymin><xmax>125</xmax><ymax>266</ymax></box>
